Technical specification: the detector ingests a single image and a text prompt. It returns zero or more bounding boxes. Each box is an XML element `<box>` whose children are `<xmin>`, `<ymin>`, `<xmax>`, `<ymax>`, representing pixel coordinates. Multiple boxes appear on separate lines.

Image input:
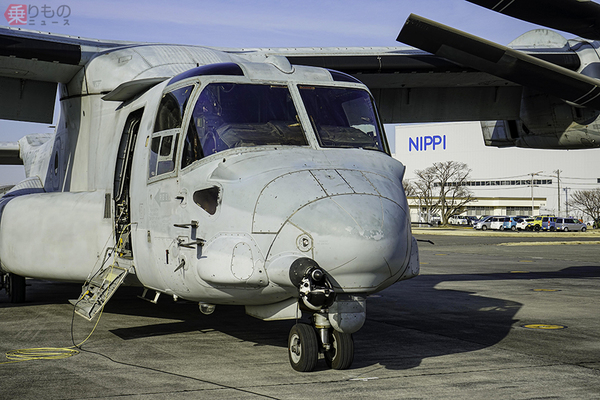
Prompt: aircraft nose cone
<box><xmin>270</xmin><ymin>194</ymin><xmax>411</xmax><ymax>292</ymax></box>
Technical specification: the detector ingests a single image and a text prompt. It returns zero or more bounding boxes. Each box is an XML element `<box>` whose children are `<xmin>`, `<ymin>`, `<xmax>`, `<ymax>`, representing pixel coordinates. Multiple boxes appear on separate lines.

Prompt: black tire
<box><xmin>511</xmin><ymin>226</ymin><xmax>516</xmax><ymax>231</ymax></box>
<box><xmin>324</xmin><ymin>330</ymin><xmax>354</xmax><ymax>370</ymax></box>
<box><xmin>564</xmin><ymin>227</ymin><xmax>569</xmax><ymax>232</ymax></box>
<box><xmin>582</xmin><ymin>227</ymin><xmax>587</xmax><ymax>232</ymax></box>
<box><xmin>288</xmin><ymin>323</ymin><xmax>318</xmax><ymax>372</ymax></box>
<box><xmin>534</xmin><ymin>225</ymin><xmax>540</xmax><ymax>232</ymax></box>
<box><xmin>8</xmin><ymin>273</ymin><xmax>26</xmax><ymax>303</ymax></box>
<box><xmin>482</xmin><ymin>225</ymin><xmax>488</xmax><ymax>231</ymax></box>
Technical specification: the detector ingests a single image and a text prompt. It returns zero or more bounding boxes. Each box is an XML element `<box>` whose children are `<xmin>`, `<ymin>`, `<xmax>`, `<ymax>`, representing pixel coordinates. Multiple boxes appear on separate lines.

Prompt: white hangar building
<box><xmin>392</xmin><ymin>122</ymin><xmax>600</xmax><ymax>222</ymax></box>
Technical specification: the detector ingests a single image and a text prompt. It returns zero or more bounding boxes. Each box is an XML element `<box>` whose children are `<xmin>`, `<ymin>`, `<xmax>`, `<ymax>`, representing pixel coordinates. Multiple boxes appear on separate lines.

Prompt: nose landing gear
<box><xmin>323</xmin><ymin>328</ymin><xmax>354</xmax><ymax>370</ymax></box>
<box><xmin>288</xmin><ymin>323</ymin><xmax>319</xmax><ymax>372</ymax></box>
<box><xmin>288</xmin><ymin>318</ymin><xmax>354</xmax><ymax>372</ymax></box>
<box><xmin>286</xmin><ymin>258</ymin><xmax>357</xmax><ymax>372</ymax></box>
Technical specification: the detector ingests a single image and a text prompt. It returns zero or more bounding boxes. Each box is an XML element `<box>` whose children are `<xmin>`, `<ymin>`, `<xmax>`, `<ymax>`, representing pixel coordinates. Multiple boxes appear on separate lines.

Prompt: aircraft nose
<box><xmin>268</xmin><ymin>193</ymin><xmax>411</xmax><ymax>292</ymax></box>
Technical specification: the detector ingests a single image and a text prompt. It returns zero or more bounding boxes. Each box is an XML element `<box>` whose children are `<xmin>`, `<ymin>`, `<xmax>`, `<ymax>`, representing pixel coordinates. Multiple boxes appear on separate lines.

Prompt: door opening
<box><xmin>113</xmin><ymin>108</ymin><xmax>144</xmax><ymax>258</ymax></box>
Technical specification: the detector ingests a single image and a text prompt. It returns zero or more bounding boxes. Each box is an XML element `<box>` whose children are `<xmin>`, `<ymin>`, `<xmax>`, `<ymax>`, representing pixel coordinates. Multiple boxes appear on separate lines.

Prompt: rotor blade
<box><xmin>397</xmin><ymin>14</ymin><xmax>600</xmax><ymax>109</ymax></box>
<box><xmin>467</xmin><ymin>0</ymin><xmax>600</xmax><ymax>40</ymax></box>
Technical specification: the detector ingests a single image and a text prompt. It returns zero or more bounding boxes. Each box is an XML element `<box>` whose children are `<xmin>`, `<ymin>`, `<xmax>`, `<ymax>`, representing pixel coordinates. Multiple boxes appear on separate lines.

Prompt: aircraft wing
<box><xmin>0</xmin><ymin>142</ymin><xmax>20</xmax><ymax>165</ymax></box>
<box><xmin>396</xmin><ymin>14</ymin><xmax>600</xmax><ymax>111</ymax></box>
<box><xmin>239</xmin><ymin>45</ymin><xmax>580</xmax><ymax>123</ymax></box>
<box><xmin>0</xmin><ymin>15</ymin><xmax>588</xmax><ymax>126</ymax></box>
<box><xmin>467</xmin><ymin>0</ymin><xmax>600</xmax><ymax>40</ymax></box>
<box><xmin>0</xmin><ymin>26</ymin><xmax>131</xmax><ymax>123</ymax></box>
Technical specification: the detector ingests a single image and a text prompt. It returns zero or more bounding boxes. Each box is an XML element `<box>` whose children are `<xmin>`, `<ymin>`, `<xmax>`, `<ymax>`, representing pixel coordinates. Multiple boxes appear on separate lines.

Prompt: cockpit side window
<box><xmin>154</xmin><ymin>86</ymin><xmax>193</xmax><ymax>132</ymax></box>
<box><xmin>299</xmin><ymin>86</ymin><xmax>388</xmax><ymax>153</ymax></box>
<box><xmin>149</xmin><ymin>85</ymin><xmax>193</xmax><ymax>179</ymax></box>
<box><xmin>181</xmin><ymin>83</ymin><xmax>307</xmax><ymax>168</ymax></box>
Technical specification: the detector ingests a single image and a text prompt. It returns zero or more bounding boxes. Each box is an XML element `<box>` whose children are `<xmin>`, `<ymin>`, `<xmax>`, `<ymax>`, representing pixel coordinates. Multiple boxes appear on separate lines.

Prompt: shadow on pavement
<box><xmin>2</xmin><ymin>265</ymin><xmax>599</xmax><ymax>372</ymax></box>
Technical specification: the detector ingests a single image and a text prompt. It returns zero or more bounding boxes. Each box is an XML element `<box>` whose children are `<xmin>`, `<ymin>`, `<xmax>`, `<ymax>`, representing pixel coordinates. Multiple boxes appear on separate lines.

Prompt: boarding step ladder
<box><xmin>70</xmin><ymin>259</ymin><xmax>132</xmax><ymax>321</ymax></box>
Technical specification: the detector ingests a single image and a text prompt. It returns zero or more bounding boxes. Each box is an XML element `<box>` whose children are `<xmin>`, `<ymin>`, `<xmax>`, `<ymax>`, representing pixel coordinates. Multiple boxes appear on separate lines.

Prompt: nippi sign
<box><xmin>409</xmin><ymin>135</ymin><xmax>446</xmax><ymax>152</ymax></box>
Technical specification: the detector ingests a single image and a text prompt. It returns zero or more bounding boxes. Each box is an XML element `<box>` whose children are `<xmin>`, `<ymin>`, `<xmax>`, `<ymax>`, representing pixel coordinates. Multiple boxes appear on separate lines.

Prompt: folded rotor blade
<box><xmin>397</xmin><ymin>14</ymin><xmax>600</xmax><ymax>109</ymax></box>
<box><xmin>467</xmin><ymin>0</ymin><xmax>600</xmax><ymax>40</ymax></box>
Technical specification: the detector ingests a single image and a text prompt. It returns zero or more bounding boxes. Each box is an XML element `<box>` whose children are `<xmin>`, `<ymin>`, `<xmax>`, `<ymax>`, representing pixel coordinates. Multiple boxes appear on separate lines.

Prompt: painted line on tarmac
<box><xmin>498</xmin><ymin>241</ymin><xmax>600</xmax><ymax>246</ymax></box>
<box><xmin>521</xmin><ymin>324</ymin><xmax>567</xmax><ymax>330</ymax></box>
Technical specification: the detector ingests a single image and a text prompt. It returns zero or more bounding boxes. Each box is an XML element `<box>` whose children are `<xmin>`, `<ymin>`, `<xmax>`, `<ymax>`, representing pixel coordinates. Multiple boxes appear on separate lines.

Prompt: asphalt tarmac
<box><xmin>1</xmin><ymin>230</ymin><xmax>599</xmax><ymax>399</ymax></box>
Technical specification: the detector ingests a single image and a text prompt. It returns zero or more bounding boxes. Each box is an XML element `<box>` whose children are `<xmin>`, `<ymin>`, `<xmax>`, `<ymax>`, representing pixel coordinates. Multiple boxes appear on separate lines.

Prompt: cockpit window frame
<box><xmin>148</xmin><ymin>82</ymin><xmax>196</xmax><ymax>183</ymax></box>
<box><xmin>150</xmin><ymin>74</ymin><xmax>391</xmax><ymax>179</ymax></box>
<box><xmin>297</xmin><ymin>84</ymin><xmax>391</xmax><ymax>156</ymax></box>
<box><xmin>179</xmin><ymin>78</ymin><xmax>311</xmax><ymax>172</ymax></box>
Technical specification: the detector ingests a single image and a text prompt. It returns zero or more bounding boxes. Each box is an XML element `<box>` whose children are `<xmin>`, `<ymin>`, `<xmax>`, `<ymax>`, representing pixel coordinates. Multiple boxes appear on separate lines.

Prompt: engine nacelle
<box><xmin>482</xmin><ymin>89</ymin><xmax>600</xmax><ymax>149</ymax></box>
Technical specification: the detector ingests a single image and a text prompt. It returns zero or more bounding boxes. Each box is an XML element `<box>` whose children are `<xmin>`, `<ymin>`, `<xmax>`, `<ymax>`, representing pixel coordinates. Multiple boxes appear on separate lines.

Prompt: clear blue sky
<box><xmin>0</xmin><ymin>0</ymin><xmax>559</xmax><ymax>184</ymax></box>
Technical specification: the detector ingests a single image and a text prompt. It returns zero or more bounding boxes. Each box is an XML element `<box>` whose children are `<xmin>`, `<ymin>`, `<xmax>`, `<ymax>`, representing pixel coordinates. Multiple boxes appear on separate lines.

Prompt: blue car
<box><xmin>503</xmin><ymin>217</ymin><xmax>521</xmax><ymax>231</ymax></box>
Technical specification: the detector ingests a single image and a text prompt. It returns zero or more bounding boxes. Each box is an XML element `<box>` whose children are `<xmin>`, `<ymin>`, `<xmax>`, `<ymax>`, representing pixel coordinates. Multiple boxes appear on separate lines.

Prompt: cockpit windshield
<box><xmin>299</xmin><ymin>86</ymin><xmax>386</xmax><ymax>153</ymax></box>
<box><xmin>182</xmin><ymin>83</ymin><xmax>307</xmax><ymax>168</ymax></box>
<box><xmin>181</xmin><ymin>82</ymin><xmax>387</xmax><ymax>169</ymax></box>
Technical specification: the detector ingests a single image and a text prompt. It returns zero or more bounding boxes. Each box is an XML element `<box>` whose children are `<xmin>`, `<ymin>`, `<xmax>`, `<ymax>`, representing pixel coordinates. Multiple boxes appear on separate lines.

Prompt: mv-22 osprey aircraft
<box><xmin>1</xmin><ymin>0</ymin><xmax>600</xmax><ymax>372</ymax></box>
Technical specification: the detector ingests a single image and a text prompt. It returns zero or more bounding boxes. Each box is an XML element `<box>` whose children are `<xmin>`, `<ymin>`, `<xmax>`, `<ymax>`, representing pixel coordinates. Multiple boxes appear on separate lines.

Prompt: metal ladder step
<box><xmin>70</xmin><ymin>263</ymin><xmax>129</xmax><ymax>321</ymax></box>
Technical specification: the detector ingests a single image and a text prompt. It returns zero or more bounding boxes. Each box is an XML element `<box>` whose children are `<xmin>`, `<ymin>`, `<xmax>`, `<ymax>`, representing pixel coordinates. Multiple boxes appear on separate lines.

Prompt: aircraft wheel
<box><xmin>324</xmin><ymin>330</ymin><xmax>354</xmax><ymax>370</ymax></box>
<box><xmin>8</xmin><ymin>273</ymin><xmax>26</xmax><ymax>303</ymax></box>
<box><xmin>288</xmin><ymin>323</ymin><xmax>318</xmax><ymax>372</ymax></box>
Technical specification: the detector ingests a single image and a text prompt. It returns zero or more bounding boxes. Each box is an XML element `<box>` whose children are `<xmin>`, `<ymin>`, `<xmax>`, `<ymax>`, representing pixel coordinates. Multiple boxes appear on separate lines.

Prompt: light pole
<box><xmin>530</xmin><ymin>171</ymin><xmax>543</xmax><ymax>215</ymax></box>
<box><xmin>563</xmin><ymin>187</ymin><xmax>570</xmax><ymax>216</ymax></box>
<box><xmin>554</xmin><ymin>169</ymin><xmax>561</xmax><ymax>216</ymax></box>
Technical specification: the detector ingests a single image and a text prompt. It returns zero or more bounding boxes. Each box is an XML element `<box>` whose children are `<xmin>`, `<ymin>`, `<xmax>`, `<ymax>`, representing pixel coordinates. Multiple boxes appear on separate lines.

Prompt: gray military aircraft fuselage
<box><xmin>0</xmin><ymin>45</ymin><xmax>419</xmax><ymax>372</ymax></box>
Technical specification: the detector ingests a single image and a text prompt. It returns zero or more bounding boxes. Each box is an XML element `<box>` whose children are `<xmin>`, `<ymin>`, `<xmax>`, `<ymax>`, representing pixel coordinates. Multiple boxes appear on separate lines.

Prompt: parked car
<box><xmin>490</xmin><ymin>216</ymin><xmax>509</xmax><ymax>230</ymax></box>
<box><xmin>531</xmin><ymin>215</ymin><xmax>556</xmax><ymax>231</ymax></box>
<box><xmin>449</xmin><ymin>215</ymin><xmax>470</xmax><ymax>225</ymax></box>
<box><xmin>466</xmin><ymin>216</ymin><xmax>478</xmax><ymax>225</ymax></box>
<box><xmin>555</xmin><ymin>217</ymin><xmax>587</xmax><ymax>232</ymax></box>
<box><xmin>503</xmin><ymin>217</ymin><xmax>521</xmax><ymax>231</ymax></box>
<box><xmin>517</xmin><ymin>218</ymin><xmax>534</xmax><ymax>230</ymax></box>
<box><xmin>473</xmin><ymin>216</ymin><xmax>493</xmax><ymax>230</ymax></box>
<box><xmin>429</xmin><ymin>215</ymin><xmax>441</xmax><ymax>226</ymax></box>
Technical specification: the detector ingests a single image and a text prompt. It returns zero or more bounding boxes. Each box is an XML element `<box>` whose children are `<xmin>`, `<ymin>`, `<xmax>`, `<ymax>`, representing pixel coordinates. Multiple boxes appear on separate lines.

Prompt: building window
<box><xmin>466</xmin><ymin>206</ymin><xmax>493</xmax><ymax>216</ymax></box>
<box><xmin>446</xmin><ymin>179</ymin><xmax>554</xmax><ymax>187</ymax></box>
<box><xmin>506</xmin><ymin>207</ymin><xmax>532</xmax><ymax>216</ymax></box>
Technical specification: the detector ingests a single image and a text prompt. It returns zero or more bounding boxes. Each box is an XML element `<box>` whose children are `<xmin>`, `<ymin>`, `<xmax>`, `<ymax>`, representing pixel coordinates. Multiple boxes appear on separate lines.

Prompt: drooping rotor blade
<box><xmin>397</xmin><ymin>14</ymin><xmax>600</xmax><ymax>109</ymax></box>
<box><xmin>467</xmin><ymin>0</ymin><xmax>600</xmax><ymax>40</ymax></box>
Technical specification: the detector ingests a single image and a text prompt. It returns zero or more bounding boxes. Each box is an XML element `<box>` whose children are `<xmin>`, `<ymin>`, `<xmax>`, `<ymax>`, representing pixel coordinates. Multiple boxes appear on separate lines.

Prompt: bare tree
<box><xmin>568</xmin><ymin>188</ymin><xmax>600</xmax><ymax>228</ymax></box>
<box><xmin>432</xmin><ymin>161</ymin><xmax>474</xmax><ymax>225</ymax></box>
<box><xmin>414</xmin><ymin>167</ymin><xmax>439</xmax><ymax>223</ymax></box>
<box><xmin>414</xmin><ymin>161</ymin><xmax>474</xmax><ymax>225</ymax></box>
<box><xmin>402</xmin><ymin>180</ymin><xmax>416</xmax><ymax>197</ymax></box>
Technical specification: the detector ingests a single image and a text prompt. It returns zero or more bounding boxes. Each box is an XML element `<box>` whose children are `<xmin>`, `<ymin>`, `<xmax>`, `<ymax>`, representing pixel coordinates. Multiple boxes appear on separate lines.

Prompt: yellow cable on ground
<box><xmin>2</xmin><ymin>278</ymin><xmax>109</xmax><ymax>364</ymax></box>
<box><xmin>5</xmin><ymin>347</ymin><xmax>80</xmax><ymax>361</ymax></box>
<box><xmin>1</xmin><ymin>302</ymin><xmax>105</xmax><ymax>364</ymax></box>
<box><xmin>2</xmin><ymin>219</ymin><xmax>132</xmax><ymax>365</ymax></box>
